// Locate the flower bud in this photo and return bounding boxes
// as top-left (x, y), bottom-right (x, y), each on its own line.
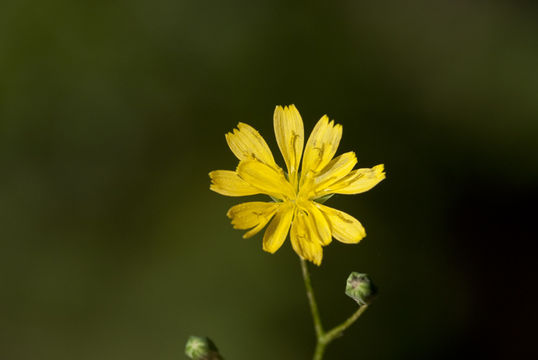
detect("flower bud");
top-left (345, 272), bottom-right (377, 306)
top-left (185, 336), bottom-right (224, 360)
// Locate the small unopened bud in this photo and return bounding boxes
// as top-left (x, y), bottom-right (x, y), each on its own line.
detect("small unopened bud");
top-left (185, 336), bottom-right (224, 360)
top-left (345, 272), bottom-right (377, 306)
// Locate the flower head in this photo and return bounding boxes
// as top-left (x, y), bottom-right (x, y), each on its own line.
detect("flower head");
top-left (209, 105), bottom-right (385, 265)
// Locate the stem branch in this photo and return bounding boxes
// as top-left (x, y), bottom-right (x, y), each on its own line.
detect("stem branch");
top-left (323, 304), bottom-right (369, 343)
top-left (300, 258), bottom-right (370, 360)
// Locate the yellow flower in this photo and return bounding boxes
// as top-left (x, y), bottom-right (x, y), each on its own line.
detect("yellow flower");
top-left (209, 105), bottom-right (385, 265)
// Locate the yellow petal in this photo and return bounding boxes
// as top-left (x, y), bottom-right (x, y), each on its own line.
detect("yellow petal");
top-left (316, 204), bottom-right (366, 244)
top-left (227, 201), bottom-right (279, 238)
top-left (290, 209), bottom-right (323, 265)
top-left (301, 115), bottom-right (342, 175)
top-left (225, 123), bottom-right (277, 167)
top-left (311, 152), bottom-right (357, 195)
top-left (243, 221), bottom-right (271, 239)
top-left (273, 105), bottom-right (304, 186)
top-left (324, 164), bottom-right (386, 195)
top-left (262, 204), bottom-right (294, 253)
top-left (236, 160), bottom-right (295, 200)
top-left (304, 201), bottom-right (332, 246)
top-left (209, 170), bottom-right (261, 196)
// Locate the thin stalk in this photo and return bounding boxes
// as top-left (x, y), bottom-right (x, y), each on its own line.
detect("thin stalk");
top-left (300, 258), bottom-right (324, 339)
top-left (313, 341), bottom-right (326, 360)
top-left (323, 304), bottom-right (369, 343)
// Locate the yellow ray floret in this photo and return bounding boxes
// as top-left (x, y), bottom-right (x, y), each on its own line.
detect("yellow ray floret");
top-left (302, 115), bottom-right (342, 175)
top-left (236, 160), bottom-right (295, 200)
top-left (291, 209), bottom-right (323, 265)
top-left (322, 164), bottom-right (386, 195)
top-left (315, 203), bottom-right (366, 244)
top-left (226, 202), bottom-right (279, 238)
top-left (209, 105), bottom-right (385, 265)
top-left (209, 170), bottom-right (260, 197)
top-left (263, 203), bottom-right (294, 253)
top-left (225, 122), bottom-right (277, 168)
top-left (274, 105), bottom-right (304, 187)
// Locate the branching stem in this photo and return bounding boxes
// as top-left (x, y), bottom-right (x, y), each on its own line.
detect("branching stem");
top-left (300, 258), bottom-right (369, 360)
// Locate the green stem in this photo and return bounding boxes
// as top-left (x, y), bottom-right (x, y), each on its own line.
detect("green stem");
top-left (323, 304), bottom-right (369, 343)
top-left (313, 341), bottom-right (326, 360)
top-left (300, 258), bottom-right (324, 339)
top-left (300, 258), bottom-right (370, 360)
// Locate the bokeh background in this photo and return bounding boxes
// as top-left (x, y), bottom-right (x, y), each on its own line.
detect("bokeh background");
top-left (2, 0), bottom-right (537, 359)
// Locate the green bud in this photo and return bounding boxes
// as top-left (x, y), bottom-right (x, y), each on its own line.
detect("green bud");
top-left (345, 272), bottom-right (377, 306)
top-left (185, 336), bottom-right (224, 360)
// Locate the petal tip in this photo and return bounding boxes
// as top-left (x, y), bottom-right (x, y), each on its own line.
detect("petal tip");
top-left (236, 122), bottom-right (252, 130)
top-left (374, 164), bottom-right (386, 179)
top-left (262, 244), bottom-right (278, 254)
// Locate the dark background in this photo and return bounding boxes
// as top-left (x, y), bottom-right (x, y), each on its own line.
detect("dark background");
top-left (2, 0), bottom-right (537, 359)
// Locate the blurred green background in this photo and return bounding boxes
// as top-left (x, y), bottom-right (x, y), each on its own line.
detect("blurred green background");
top-left (2, 0), bottom-right (537, 359)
